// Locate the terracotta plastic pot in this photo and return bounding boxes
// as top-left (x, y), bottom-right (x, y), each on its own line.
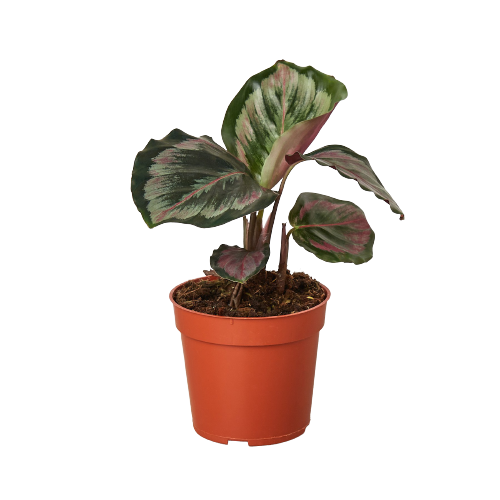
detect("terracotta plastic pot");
top-left (170, 277), bottom-right (330, 446)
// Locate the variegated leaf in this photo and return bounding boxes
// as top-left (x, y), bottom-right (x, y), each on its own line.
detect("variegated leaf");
top-left (286, 145), bottom-right (404, 219)
top-left (222, 60), bottom-right (347, 189)
top-left (289, 193), bottom-right (374, 264)
top-left (131, 129), bottom-right (278, 229)
top-left (210, 244), bottom-right (270, 283)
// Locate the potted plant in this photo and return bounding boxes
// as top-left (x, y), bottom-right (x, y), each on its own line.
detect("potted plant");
top-left (131, 60), bottom-right (404, 446)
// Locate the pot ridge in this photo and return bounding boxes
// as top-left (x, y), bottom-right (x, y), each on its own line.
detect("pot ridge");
top-left (170, 276), bottom-right (331, 346)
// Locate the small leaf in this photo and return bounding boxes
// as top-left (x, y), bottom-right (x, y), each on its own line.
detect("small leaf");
top-left (210, 244), bottom-right (270, 283)
top-left (289, 192), bottom-right (374, 264)
top-left (131, 129), bottom-right (278, 229)
top-left (286, 145), bottom-right (404, 219)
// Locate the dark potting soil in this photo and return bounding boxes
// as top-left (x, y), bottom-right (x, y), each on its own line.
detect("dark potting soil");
top-left (174, 270), bottom-right (327, 317)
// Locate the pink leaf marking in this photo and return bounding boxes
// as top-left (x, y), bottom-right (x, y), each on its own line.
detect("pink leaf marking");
top-left (153, 150), bottom-right (177, 165)
top-left (310, 240), bottom-right (345, 253)
top-left (217, 248), bottom-right (265, 281)
top-left (153, 139), bottom-right (219, 167)
top-left (239, 116), bottom-right (252, 147)
top-left (299, 201), bottom-right (317, 220)
top-left (298, 200), bottom-right (343, 220)
top-left (295, 218), bottom-right (369, 230)
top-left (312, 150), bottom-right (350, 160)
top-left (237, 190), bottom-right (260, 207)
top-left (309, 227), bottom-right (370, 254)
top-left (236, 141), bottom-right (248, 165)
top-left (176, 138), bottom-right (206, 150)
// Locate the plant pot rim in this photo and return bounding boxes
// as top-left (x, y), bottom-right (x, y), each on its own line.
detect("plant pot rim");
top-left (169, 275), bottom-right (331, 321)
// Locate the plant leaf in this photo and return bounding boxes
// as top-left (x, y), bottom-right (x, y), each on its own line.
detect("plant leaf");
top-left (286, 145), bottom-right (404, 220)
top-left (289, 193), bottom-right (374, 264)
top-left (131, 129), bottom-right (278, 229)
top-left (210, 244), bottom-right (270, 283)
top-left (222, 60), bottom-right (347, 188)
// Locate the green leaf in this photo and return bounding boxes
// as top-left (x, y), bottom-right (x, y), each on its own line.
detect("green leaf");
top-left (286, 145), bottom-right (404, 219)
top-left (221, 60), bottom-right (347, 188)
top-left (210, 244), bottom-right (270, 283)
top-left (289, 193), bottom-right (375, 264)
top-left (131, 129), bottom-right (278, 229)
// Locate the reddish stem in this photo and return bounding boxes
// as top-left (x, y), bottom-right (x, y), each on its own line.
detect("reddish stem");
top-left (276, 223), bottom-right (289, 295)
top-left (264, 162), bottom-right (298, 246)
top-left (247, 212), bottom-right (257, 250)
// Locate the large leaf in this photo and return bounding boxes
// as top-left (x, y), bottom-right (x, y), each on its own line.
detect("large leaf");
top-left (210, 244), bottom-right (270, 283)
top-left (222, 60), bottom-right (347, 189)
top-left (289, 193), bottom-right (374, 264)
top-left (286, 145), bottom-right (404, 220)
top-left (131, 129), bottom-right (278, 229)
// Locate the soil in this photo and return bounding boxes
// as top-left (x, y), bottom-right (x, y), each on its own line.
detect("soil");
top-left (174, 270), bottom-right (327, 317)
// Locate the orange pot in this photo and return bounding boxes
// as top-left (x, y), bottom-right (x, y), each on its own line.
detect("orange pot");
top-left (170, 277), bottom-right (330, 446)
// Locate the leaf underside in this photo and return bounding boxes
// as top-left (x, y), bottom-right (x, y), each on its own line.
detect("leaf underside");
top-left (286, 146), bottom-right (404, 219)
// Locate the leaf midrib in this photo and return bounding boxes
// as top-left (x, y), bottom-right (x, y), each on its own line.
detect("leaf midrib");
top-left (161, 172), bottom-right (244, 215)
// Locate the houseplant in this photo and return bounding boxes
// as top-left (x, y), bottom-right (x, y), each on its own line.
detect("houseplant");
top-left (131, 60), bottom-right (404, 445)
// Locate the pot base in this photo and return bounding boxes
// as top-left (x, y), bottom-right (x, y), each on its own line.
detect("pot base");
top-left (194, 424), bottom-right (308, 446)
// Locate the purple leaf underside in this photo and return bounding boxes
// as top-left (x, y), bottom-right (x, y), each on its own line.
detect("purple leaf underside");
top-left (286, 145), bottom-right (404, 220)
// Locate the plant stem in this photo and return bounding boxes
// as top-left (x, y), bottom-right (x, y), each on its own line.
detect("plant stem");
top-left (276, 223), bottom-right (289, 295)
top-left (264, 162), bottom-right (299, 245)
top-left (253, 213), bottom-right (262, 249)
top-left (236, 159), bottom-right (298, 302)
top-left (243, 216), bottom-right (249, 249)
top-left (229, 282), bottom-right (243, 308)
top-left (247, 212), bottom-right (257, 250)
